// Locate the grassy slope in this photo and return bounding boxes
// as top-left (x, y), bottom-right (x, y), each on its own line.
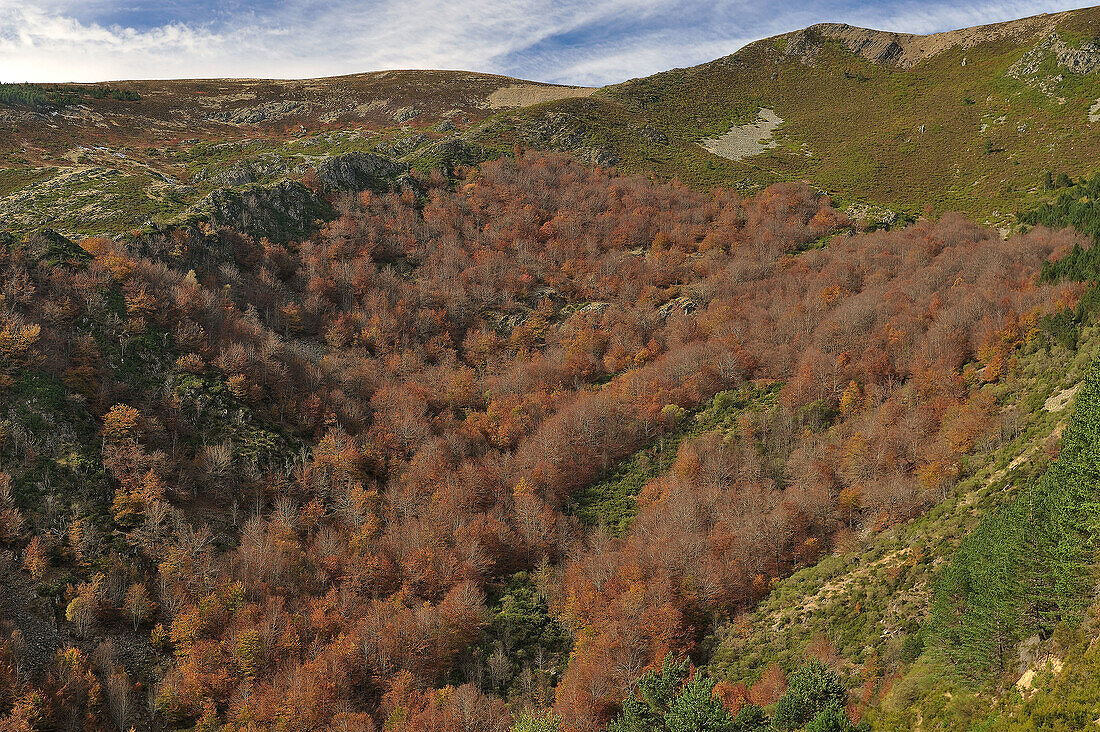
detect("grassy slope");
top-left (472, 7), bottom-right (1100, 227)
top-left (0, 72), bottom-right (583, 236)
top-left (702, 320), bottom-right (1100, 727)
top-left (698, 176), bottom-right (1100, 728)
top-left (4, 9), bottom-right (1100, 236)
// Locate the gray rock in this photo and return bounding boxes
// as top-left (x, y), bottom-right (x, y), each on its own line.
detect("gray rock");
top-left (572, 301), bottom-right (609, 316)
top-left (637, 125), bottom-right (669, 144)
top-left (208, 100), bottom-right (311, 125)
top-left (189, 179), bottom-right (328, 242)
top-left (1009, 34), bottom-right (1100, 83)
top-left (381, 133), bottom-right (429, 158)
top-left (523, 112), bottom-right (620, 168)
top-left (583, 146), bottom-right (620, 168)
top-left (658, 296), bottom-right (697, 319)
top-left (192, 154), bottom-right (304, 188)
top-left (524, 112), bottom-right (588, 150)
top-left (845, 202), bottom-right (899, 228)
top-left (316, 152), bottom-right (409, 193)
top-left (487, 310), bottom-right (527, 336)
top-left (526, 285), bottom-right (564, 308)
top-left (784, 29), bottom-right (824, 64)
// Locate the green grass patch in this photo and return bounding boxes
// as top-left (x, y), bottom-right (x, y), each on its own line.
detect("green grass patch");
top-left (570, 382), bottom-right (781, 535)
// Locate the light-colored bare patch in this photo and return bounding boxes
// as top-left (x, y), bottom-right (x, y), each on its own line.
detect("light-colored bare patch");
top-left (1045, 383), bottom-right (1081, 412)
top-left (194, 92), bottom-right (258, 108)
top-left (356, 99), bottom-right (389, 116)
top-left (487, 84), bottom-right (596, 109)
top-left (700, 108), bottom-right (782, 162)
top-left (1090, 98), bottom-right (1100, 122)
top-left (1017, 658), bottom-right (1063, 695)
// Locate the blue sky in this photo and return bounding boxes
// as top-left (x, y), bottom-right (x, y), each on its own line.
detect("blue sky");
top-left (0, 0), bottom-right (1095, 85)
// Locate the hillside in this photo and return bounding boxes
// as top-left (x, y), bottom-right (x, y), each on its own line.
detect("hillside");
top-left (4, 6), bottom-right (1100, 732)
top-left (5, 7), bottom-right (1100, 238)
top-left (0, 71), bottom-right (594, 235)
top-left (475, 5), bottom-right (1100, 226)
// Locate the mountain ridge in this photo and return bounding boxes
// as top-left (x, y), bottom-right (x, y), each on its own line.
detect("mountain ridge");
top-left (2, 6), bottom-right (1100, 235)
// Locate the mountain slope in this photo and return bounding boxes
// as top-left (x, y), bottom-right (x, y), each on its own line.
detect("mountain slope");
top-left (474, 5), bottom-right (1100, 226)
top-left (5, 8), bottom-right (1100, 731)
top-left (0, 71), bottom-right (594, 235)
top-left (5, 7), bottom-right (1100, 237)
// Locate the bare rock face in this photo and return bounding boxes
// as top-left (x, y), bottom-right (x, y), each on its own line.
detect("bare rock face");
top-left (570, 301), bottom-right (609, 317)
top-left (523, 113), bottom-right (620, 168)
top-left (190, 179), bottom-right (328, 242)
top-left (207, 100), bottom-right (312, 125)
top-left (315, 152), bottom-right (409, 193)
top-left (658, 296), bottom-right (697, 319)
top-left (1010, 34), bottom-right (1100, 79)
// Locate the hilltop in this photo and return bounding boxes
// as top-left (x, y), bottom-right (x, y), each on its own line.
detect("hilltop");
top-left (4, 7), bottom-right (1100, 236)
top-left (482, 5), bottom-right (1100, 226)
top-left (0, 70), bottom-right (594, 235)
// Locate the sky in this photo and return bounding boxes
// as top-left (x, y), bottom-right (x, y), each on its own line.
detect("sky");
top-left (0, 0), bottom-right (1095, 86)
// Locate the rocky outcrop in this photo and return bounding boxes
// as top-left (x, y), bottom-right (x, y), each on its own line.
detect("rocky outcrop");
top-left (523, 112), bottom-right (620, 168)
top-left (315, 152), bottom-right (409, 193)
top-left (181, 151), bottom-right (407, 241)
top-left (570, 301), bottom-right (609, 317)
top-left (378, 133), bottom-right (429, 158)
top-left (637, 125), bottom-right (669, 144)
top-left (189, 179), bottom-right (329, 242)
top-left (191, 154), bottom-right (304, 188)
top-left (658, 296), bottom-right (696, 319)
top-left (207, 100), bottom-right (312, 125)
top-left (845, 203), bottom-right (900, 228)
top-left (1009, 33), bottom-right (1100, 79)
top-left (782, 12), bottom-right (1061, 69)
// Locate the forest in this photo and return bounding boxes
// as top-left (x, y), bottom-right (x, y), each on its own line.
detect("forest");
top-left (0, 151), bottom-right (1090, 730)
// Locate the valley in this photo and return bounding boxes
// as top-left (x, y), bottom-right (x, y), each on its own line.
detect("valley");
top-left (3, 5), bottom-right (1100, 732)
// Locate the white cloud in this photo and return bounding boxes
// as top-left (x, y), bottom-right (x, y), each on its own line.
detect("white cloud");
top-left (0, 0), bottom-right (680, 82)
top-left (0, 0), bottom-right (1094, 85)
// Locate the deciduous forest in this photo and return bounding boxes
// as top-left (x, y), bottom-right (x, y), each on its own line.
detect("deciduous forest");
top-left (0, 151), bottom-right (1090, 730)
